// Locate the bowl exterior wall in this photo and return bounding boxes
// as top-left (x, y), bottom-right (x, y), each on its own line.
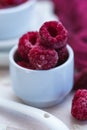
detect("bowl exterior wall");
top-left (9, 45), bottom-right (74, 108)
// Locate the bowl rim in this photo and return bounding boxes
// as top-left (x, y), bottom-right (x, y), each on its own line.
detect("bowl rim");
top-left (9, 44), bottom-right (74, 72)
top-left (0, 0), bottom-right (36, 14)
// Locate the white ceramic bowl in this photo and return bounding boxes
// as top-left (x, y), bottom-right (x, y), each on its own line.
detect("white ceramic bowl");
top-left (9, 45), bottom-right (74, 108)
top-left (0, 0), bottom-right (36, 40)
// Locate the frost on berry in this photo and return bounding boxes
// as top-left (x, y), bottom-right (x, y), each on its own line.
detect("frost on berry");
top-left (18, 31), bottom-right (40, 61)
top-left (71, 89), bottom-right (87, 120)
top-left (28, 46), bottom-right (58, 70)
top-left (39, 21), bottom-right (68, 49)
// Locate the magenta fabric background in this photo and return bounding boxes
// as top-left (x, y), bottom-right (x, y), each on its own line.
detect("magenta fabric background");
top-left (52, 0), bottom-right (87, 71)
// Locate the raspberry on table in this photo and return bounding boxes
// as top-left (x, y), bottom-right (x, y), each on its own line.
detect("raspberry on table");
top-left (39, 21), bottom-right (68, 49)
top-left (28, 46), bottom-right (58, 70)
top-left (71, 89), bottom-right (87, 120)
top-left (57, 46), bottom-right (68, 65)
top-left (18, 31), bottom-right (40, 61)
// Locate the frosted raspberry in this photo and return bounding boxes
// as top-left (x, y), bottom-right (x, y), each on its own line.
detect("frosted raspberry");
top-left (74, 69), bottom-right (87, 90)
top-left (2, 0), bottom-right (27, 5)
top-left (17, 61), bottom-right (30, 69)
top-left (14, 50), bottom-right (35, 70)
top-left (8, 0), bottom-right (27, 5)
top-left (57, 46), bottom-right (68, 65)
top-left (18, 31), bottom-right (40, 61)
top-left (17, 61), bottom-right (35, 70)
top-left (71, 89), bottom-right (87, 120)
top-left (28, 46), bottom-right (58, 70)
top-left (39, 21), bottom-right (68, 49)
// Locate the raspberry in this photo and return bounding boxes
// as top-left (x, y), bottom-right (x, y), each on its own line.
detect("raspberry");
top-left (18, 31), bottom-right (39, 61)
top-left (17, 61), bottom-right (30, 69)
top-left (14, 50), bottom-right (23, 62)
top-left (28, 46), bottom-right (58, 70)
top-left (39, 21), bottom-right (68, 49)
top-left (1, 0), bottom-right (27, 6)
top-left (57, 46), bottom-right (68, 65)
top-left (8, 0), bottom-right (27, 5)
top-left (0, 4), bottom-right (4, 8)
top-left (71, 89), bottom-right (87, 120)
top-left (17, 61), bottom-right (35, 70)
top-left (74, 69), bottom-right (87, 90)
top-left (0, 0), bottom-right (10, 8)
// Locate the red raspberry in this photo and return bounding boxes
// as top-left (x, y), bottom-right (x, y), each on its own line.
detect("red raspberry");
top-left (14, 50), bottom-right (23, 62)
top-left (1, 0), bottom-right (27, 6)
top-left (74, 69), bottom-right (87, 90)
top-left (0, 4), bottom-right (5, 8)
top-left (14, 50), bottom-right (35, 70)
top-left (18, 31), bottom-right (40, 61)
top-left (39, 21), bottom-right (68, 49)
top-left (0, 0), bottom-right (10, 8)
top-left (71, 89), bottom-right (87, 120)
top-left (57, 46), bottom-right (68, 65)
top-left (8, 0), bottom-right (27, 5)
top-left (17, 61), bottom-right (30, 69)
top-left (17, 61), bottom-right (35, 70)
top-left (28, 46), bottom-right (58, 70)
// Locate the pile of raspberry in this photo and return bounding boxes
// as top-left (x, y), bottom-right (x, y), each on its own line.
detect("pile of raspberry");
top-left (15, 21), bottom-right (68, 70)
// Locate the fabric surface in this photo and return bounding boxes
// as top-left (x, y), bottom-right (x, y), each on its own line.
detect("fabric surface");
top-left (52, 0), bottom-right (87, 71)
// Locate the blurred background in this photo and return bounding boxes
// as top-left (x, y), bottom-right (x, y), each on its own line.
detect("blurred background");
top-left (0, 0), bottom-right (87, 79)
top-left (0, 0), bottom-right (58, 66)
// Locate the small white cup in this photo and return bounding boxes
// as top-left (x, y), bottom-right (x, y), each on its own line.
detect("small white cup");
top-left (9, 45), bottom-right (74, 108)
top-left (0, 0), bottom-right (36, 40)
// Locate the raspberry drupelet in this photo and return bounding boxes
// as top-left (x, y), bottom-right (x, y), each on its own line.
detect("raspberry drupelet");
top-left (71, 89), bottom-right (87, 120)
top-left (18, 31), bottom-right (40, 61)
top-left (17, 61), bottom-right (30, 69)
top-left (17, 61), bottom-right (35, 70)
top-left (39, 21), bottom-right (68, 49)
top-left (28, 46), bottom-right (58, 70)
